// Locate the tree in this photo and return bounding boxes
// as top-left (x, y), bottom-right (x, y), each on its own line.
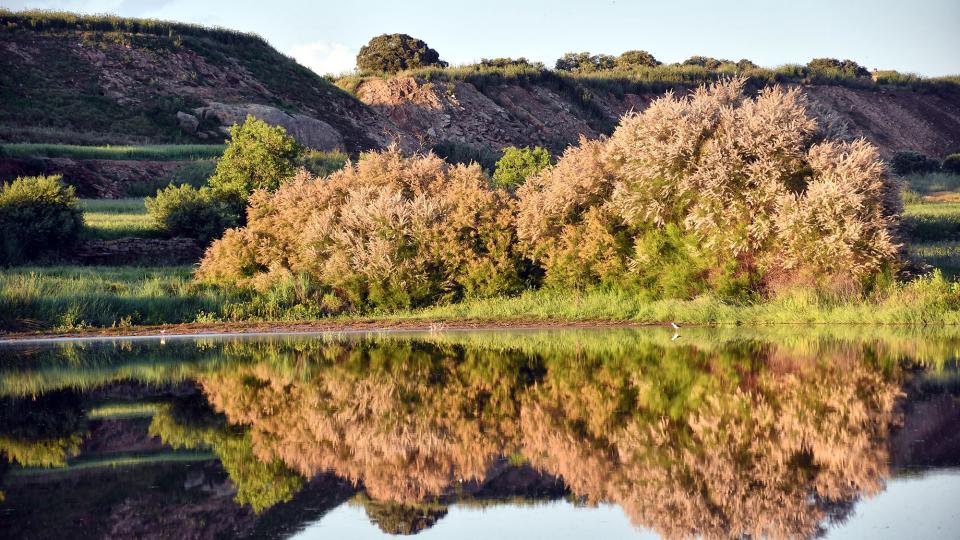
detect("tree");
top-left (356, 33), bottom-right (447, 74)
top-left (479, 57), bottom-right (544, 70)
top-left (492, 146), bottom-right (551, 188)
top-left (682, 56), bottom-right (730, 70)
top-left (208, 116), bottom-right (305, 202)
top-left (806, 58), bottom-right (870, 78)
top-left (615, 50), bottom-right (661, 69)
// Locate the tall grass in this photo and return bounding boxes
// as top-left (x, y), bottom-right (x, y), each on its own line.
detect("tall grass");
top-left (0, 143), bottom-right (225, 161)
top-left (903, 202), bottom-right (960, 242)
top-left (79, 198), bottom-right (162, 240)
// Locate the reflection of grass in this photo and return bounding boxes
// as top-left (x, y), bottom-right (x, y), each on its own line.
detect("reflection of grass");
top-left (79, 198), bottom-right (161, 240)
top-left (87, 401), bottom-right (162, 419)
top-left (7, 450), bottom-right (215, 477)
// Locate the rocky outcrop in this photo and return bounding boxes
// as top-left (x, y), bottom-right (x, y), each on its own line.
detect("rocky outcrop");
top-left (189, 102), bottom-right (347, 151)
top-left (75, 238), bottom-right (203, 265)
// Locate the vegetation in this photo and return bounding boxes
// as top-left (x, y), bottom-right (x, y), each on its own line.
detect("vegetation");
top-left (943, 153), bottom-right (960, 175)
top-left (0, 175), bottom-right (83, 265)
top-left (491, 146), bottom-right (551, 188)
top-left (145, 184), bottom-right (239, 242)
top-left (891, 150), bottom-right (942, 175)
top-left (0, 143), bottom-right (224, 161)
top-left (199, 149), bottom-right (525, 310)
top-left (516, 79), bottom-right (899, 295)
top-left (207, 117), bottom-right (304, 201)
top-left (356, 33), bottom-right (447, 74)
top-left (806, 57), bottom-right (871, 79)
top-left (429, 140), bottom-right (501, 172)
top-left (79, 198), bottom-right (161, 240)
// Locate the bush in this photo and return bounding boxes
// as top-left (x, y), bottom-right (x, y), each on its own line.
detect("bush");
top-left (208, 116), bottom-right (305, 201)
top-left (806, 58), bottom-right (871, 79)
top-left (145, 184), bottom-right (239, 243)
top-left (356, 34), bottom-right (447, 74)
top-left (516, 78), bottom-right (901, 296)
top-left (555, 52), bottom-right (616, 73)
top-left (616, 50), bottom-right (661, 69)
top-left (492, 146), bottom-right (551, 188)
top-left (941, 153), bottom-right (960, 174)
top-left (199, 149), bottom-right (525, 310)
top-left (430, 140), bottom-right (501, 172)
top-left (682, 56), bottom-right (729, 70)
top-left (890, 151), bottom-right (941, 175)
top-left (0, 175), bottom-right (83, 265)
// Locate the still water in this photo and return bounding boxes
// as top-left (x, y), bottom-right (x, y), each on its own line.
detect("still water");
top-left (0, 327), bottom-right (958, 539)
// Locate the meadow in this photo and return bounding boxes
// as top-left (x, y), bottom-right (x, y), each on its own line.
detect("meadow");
top-left (0, 143), bottom-right (225, 161)
top-left (78, 198), bottom-right (159, 240)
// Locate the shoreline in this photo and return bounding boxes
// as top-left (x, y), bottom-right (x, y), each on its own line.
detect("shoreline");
top-left (0, 318), bottom-right (665, 342)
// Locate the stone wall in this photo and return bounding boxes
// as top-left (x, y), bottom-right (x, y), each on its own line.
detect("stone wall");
top-left (75, 237), bottom-right (203, 266)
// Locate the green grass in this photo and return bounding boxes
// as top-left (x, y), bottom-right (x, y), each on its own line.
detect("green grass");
top-left (86, 401), bottom-right (162, 419)
top-left (7, 450), bottom-right (215, 477)
top-left (903, 172), bottom-right (960, 196)
top-left (79, 198), bottom-right (161, 240)
top-left (911, 242), bottom-right (960, 280)
top-left (903, 202), bottom-right (960, 242)
top-left (0, 143), bottom-right (225, 161)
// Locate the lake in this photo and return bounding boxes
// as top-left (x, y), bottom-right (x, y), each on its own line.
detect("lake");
top-left (0, 327), bottom-right (958, 539)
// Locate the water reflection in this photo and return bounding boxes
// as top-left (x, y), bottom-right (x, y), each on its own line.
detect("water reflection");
top-left (0, 328), bottom-right (958, 539)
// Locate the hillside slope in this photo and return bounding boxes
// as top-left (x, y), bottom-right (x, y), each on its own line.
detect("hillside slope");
top-left (0, 11), bottom-right (398, 151)
top-left (1, 11), bottom-right (959, 160)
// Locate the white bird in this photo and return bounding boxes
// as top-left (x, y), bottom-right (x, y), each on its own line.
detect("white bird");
top-left (159, 329), bottom-right (167, 334)
top-left (670, 322), bottom-right (680, 330)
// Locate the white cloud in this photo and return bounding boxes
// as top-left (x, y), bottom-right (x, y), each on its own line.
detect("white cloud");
top-left (288, 41), bottom-right (356, 76)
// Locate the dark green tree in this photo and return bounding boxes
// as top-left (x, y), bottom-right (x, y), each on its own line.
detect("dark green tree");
top-left (616, 50), bottom-right (661, 69)
top-left (356, 33), bottom-right (447, 74)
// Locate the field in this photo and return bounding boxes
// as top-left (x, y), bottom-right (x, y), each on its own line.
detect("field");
top-left (79, 198), bottom-right (160, 240)
top-left (0, 143), bottom-right (225, 161)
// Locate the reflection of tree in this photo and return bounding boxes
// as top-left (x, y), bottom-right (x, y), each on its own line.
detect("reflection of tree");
top-left (359, 497), bottom-right (449, 535)
top-left (147, 395), bottom-right (304, 512)
top-left (0, 391), bottom-right (87, 468)
top-left (195, 334), bottom-right (904, 538)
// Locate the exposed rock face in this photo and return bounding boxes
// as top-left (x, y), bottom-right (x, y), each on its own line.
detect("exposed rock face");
top-left (0, 157), bottom-right (187, 198)
top-left (75, 238), bottom-right (203, 265)
top-left (176, 111), bottom-right (200, 134)
top-left (194, 102), bottom-right (346, 151)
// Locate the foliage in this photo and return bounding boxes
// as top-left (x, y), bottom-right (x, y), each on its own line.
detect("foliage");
top-left (429, 140), bottom-right (501, 172)
top-left (941, 153), bottom-right (960, 175)
top-left (615, 50), bottom-right (661, 69)
top-left (890, 151), bottom-right (941, 175)
top-left (682, 56), bottom-right (728, 70)
top-left (0, 175), bottom-right (83, 265)
top-left (480, 57), bottom-right (544, 70)
top-left (517, 78), bottom-right (901, 296)
top-left (207, 116), bottom-right (304, 201)
top-left (302, 150), bottom-right (348, 177)
top-left (198, 148), bottom-right (525, 310)
top-left (806, 57), bottom-right (871, 79)
top-left (555, 51), bottom-right (616, 73)
top-left (491, 146), bottom-right (551, 188)
top-left (356, 33), bottom-right (447, 74)
top-left (145, 184), bottom-right (239, 242)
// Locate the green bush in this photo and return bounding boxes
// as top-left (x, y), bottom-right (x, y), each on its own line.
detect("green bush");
top-left (430, 140), bottom-right (501, 172)
top-left (615, 50), bottom-right (661, 69)
top-left (555, 52), bottom-right (616, 73)
top-left (145, 184), bottom-right (239, 243)
top-left (942, 153), bottom-right (960, 174)
top-left (356, 34), bottom-right (447, 74)
top-left (492, 146), bottom-right (551, 188)
top-left (208, 116), bottom-right (305, 201)
top-left (890, 151), bottom-right (941, 175)
top-left (0, 175), bottom-right (83, 265)
top-left (806, 58), bottom-right (871, 80)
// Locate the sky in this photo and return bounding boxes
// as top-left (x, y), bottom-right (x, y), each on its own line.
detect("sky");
top-left (2, 0), bottom-right (959, 77)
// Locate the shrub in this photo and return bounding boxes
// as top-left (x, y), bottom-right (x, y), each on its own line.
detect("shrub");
top-left (199, 149), bottom-right (524, 310)
top-left (208, 116), bottom-right (305, 202)
top-left (356, 34), bottom-right (447, 74)
top-left (430, 140), bottom-right (501, 172)
top-left (480, 57), bottom-right (544, 70)
top-left (555, 52), bottom-right (615, 73)
top-left (492, 146), bottom-right (551, 188)
top-left (806, 58), bottom-right (871, 79)
top-left (516, 78), bottom-right (901, 296)
top-left (890, 151), bottom-right (941, 175)
top-left (941, 153), bottom-right (960, 174)
top-left (0, 175), bottom-right (83, 265)
top-left (145, 184), bottom-right (239, 243)
top-left (615, 50), bottom-right (661, 69)
top-left (682, 56), bottom-right (729, 70)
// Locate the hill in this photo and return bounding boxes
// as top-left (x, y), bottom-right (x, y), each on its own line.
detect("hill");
top-left (1, 10), bottom-right (959, 160)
